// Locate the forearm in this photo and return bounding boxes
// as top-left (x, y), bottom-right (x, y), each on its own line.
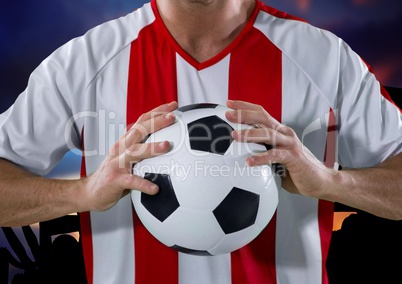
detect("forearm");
top-left (323, 153), bottom-right (402, 220)
top-left (0, 158), bottom-right (86, 227)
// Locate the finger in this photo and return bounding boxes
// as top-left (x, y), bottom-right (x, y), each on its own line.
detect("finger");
top-left (226, 108), bottom-right (281, 131)
top-left (246, 148), bottom-right (290, 167)
top-left (123, 112), bottom-right (176, 149)
top-left (226, 100), bottom-right (281, 129)
top-left (232, 127), bottom-right (292, 148)
top-left (226, 100), bottom-right (263, 111)
top-left (275, 123), bottom-right (297, 137)
top-left (118, 173), bottom-right (160, 195)
top-left (136, 101), bottom-right (178, 124)
top-left (121, 140), bottom-right (171, 168)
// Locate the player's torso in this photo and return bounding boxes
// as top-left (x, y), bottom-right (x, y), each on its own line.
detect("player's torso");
top-left (80, 2), bottom-right (334, 283)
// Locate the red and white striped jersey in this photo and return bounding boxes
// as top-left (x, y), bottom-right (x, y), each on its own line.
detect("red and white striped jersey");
top-left (1, 1), bottom-right (401, 283)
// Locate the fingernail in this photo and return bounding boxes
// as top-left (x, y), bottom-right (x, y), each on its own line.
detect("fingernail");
top-left (165, 112), bottom-right (175, 119)
top-left (228, 110), bottom-right (236, 116)
top-left (150, 184), bottom-right (159, 193)
top-left (158, 141), bottom-right (167, 148)
top-left (247, 157), bottom-right (255, 166)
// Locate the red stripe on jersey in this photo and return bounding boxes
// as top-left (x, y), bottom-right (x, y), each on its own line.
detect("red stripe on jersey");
top-left (320, 109), bottom-right (336, 284)
top-left (127, 21), bottom-right (179, 284)
top-left (80, 212), bottom-right (93, 284)
top-left (323, 109), bottom-right (336, 168)
top-left (318, 200), bottom-right (333, 284)
top-left (229, 26), bottom-right (283, 284)
top-left (79, 130), bottom-right (94, 284)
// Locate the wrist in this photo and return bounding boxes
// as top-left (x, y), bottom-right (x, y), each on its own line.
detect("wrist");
top-left (57, 177), bottom-right (90, 214)
top-left (72, 177), bottom-right (92, 213)
top-left (319, 166), bottom-right (351, 203)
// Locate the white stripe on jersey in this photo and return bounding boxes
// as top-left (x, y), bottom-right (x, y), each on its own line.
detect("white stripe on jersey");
top-left (176, 53), bottom-right (230, 107)
top-left (179, 253), bottom-right (232, 284)
top-left (82, 3), bottom-right (156, 284)
top-left (85, 46), bottom-right (134, 284)
top-left (176, 52), bottom-right (232, 284)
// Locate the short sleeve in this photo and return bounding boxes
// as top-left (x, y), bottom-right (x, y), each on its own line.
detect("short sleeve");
top-left (0, 39), bottom-right (87, 176)
top-left (0, 10), bottom-right (147, 176)
top-left (336, 41), bottom-right (402, 168)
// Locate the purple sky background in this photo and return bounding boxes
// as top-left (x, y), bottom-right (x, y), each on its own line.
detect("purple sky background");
top-left (1, 1), bottom-right (401, 280)
top-left (0, 0), bottom-right (401, 115)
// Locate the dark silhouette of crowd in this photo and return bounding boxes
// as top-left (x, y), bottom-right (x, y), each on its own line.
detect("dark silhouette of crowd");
top-left (1, 216), bottom-right (86, 284)
top-left (2, 208), bottom-right (402, 284)
top-left (327, 209), bottom-right (402, 283)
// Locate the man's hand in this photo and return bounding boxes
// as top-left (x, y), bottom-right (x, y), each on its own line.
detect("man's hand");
top-left (81, 101), bottom-right (177, 212)
top-left (225, 100), bottom-right (334, 199)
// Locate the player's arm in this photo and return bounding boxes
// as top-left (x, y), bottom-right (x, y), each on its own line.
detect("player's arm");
top-left (226, 100), bottom-right (402, 221)
top-left (322, 153), bottom-right (402, 220)
top-left (0, 102), bottom-right (177, 227)
top-left (0, 158), bottom-right (86, 227)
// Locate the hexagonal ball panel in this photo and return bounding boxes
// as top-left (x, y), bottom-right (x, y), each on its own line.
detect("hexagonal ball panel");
top-left (187, 115), bottom-right (234, 155)
top-left (141, 173), bottom-right (180, 222)
top-left (213, 187), bottom-right (260, 234)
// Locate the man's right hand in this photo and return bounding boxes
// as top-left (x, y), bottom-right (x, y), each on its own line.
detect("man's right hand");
top-left (80, 101), bottom-right (178, 212)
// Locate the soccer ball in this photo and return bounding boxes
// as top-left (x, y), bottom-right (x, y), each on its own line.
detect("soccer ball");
top-left (131, 103), bottom-right (281, 256)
